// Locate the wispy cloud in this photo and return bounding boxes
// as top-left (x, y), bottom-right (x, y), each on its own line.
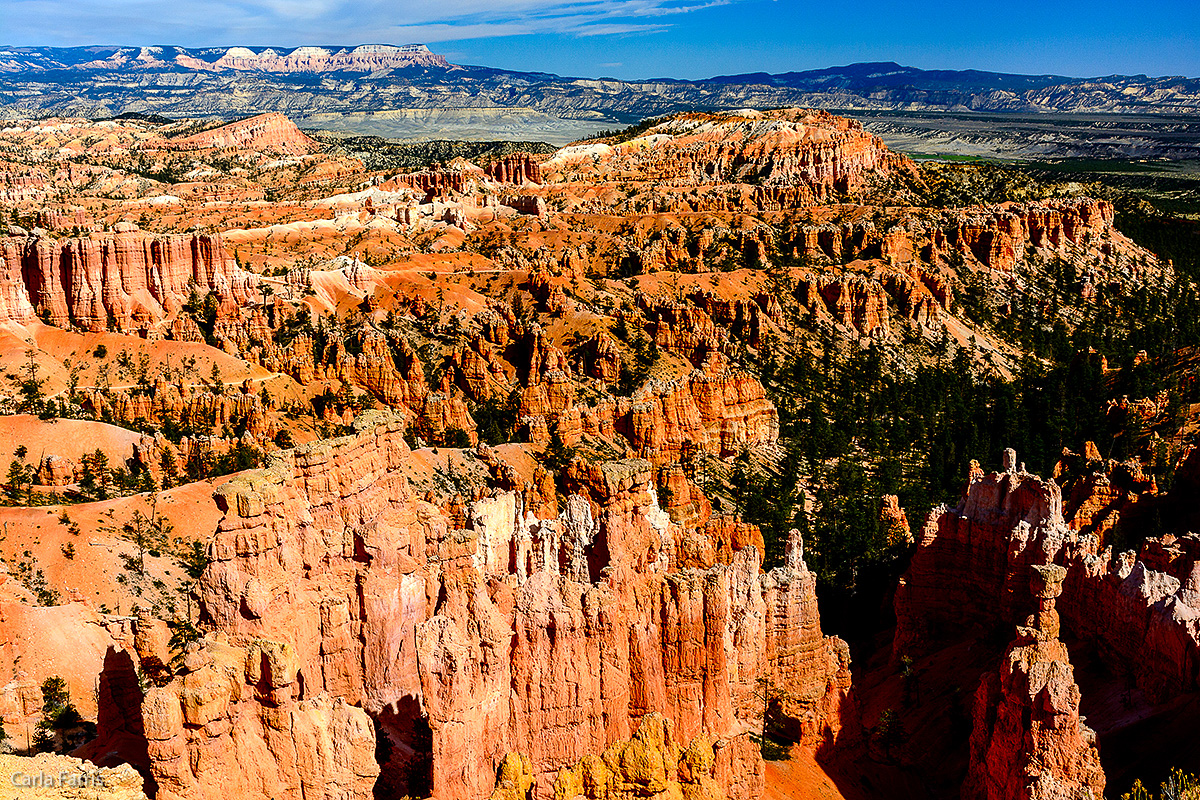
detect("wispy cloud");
top-left (3, 0), bottom-right (735, 46)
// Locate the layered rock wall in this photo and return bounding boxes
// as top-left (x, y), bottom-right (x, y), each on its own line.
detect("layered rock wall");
top-left (542, 110), bottom-right (916, 201)
top-left (780, 198), bottom-right (1129, 274)
top-left (486, 153), bottom-right (543, 185)
top-left (0, 228), bottom-right (257, 332)
top-left (103, 411), bottom-right (849, 800)
top-left (137, 637), bottom-right (379, 800)
top-left (202, 44), bottom-right (451, 73)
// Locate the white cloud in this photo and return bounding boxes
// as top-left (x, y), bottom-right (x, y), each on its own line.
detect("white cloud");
top-left (2, 0), bottom-right (734, 46)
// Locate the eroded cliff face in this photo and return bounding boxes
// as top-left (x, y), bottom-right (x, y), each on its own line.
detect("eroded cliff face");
top-left (137, 638), bottom-right (379, 800)
top-left (167, 113), bottom-right (318, 155)
top-left (963, 565), bottom-right (1105, 800)
top-left (894, 449), bottom-right (1200, 705)
top-left (542, 713), bottom-right (725, 800)
top-left (540, 110), bottom-right (916, 201)
top-left (99, 411), bottom-right (849, 800)
top-left (0, 225), bottom-right (257, 332)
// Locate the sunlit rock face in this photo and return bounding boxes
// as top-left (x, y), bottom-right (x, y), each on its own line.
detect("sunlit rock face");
top-left (84, 412), bottom-right (849, 800)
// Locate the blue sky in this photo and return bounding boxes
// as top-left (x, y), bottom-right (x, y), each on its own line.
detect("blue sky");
top-left (4, 0), bottom-right (1198, 80)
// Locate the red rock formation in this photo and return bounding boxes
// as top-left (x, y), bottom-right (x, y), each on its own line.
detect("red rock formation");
top-left (417, 390), bottom-right (477, 444)
top-left (168, 113), bottom-right (317, 155)
top-left (894, 451), bottom-right (1200, 703)
top-left (938, 199), bottom-right (1121, 272)
top-left (816, 273), bottom-right (891, 336)
top-left (542, 109), bottom-right (917, 201)
top-left (0, 167), bottom-right (49, 202)
top-left (329, 328), bottom-right (431, 410)
top-left (641, 290), bottom-right (785, 359)
top-left (618, 354), bottom-right (779, 464)
top-left (659, 464), bottom-right (713, 532)
top-left (0, 243), bottom-right (36, 323)
top-left (582, 331), bottom-right (622, 383)
top-left (90, 411), bottom-right (849, 800)
top-left (765, 529), bottom-right (855, 751)
top-left (486, 153), bottom-right (543, 185)
top-left (0, 228), bottom-right (257, 331)
top-left (1057, 454), bottom-right (1157, 545)
top-left (501, 194), bottom-right (548, 217)
top-left (963, 565), bottom-right (1105, 800)
top-left (383, 160), bottom-right (486, 200)
top-left (879, 265), bottom-right (952, 327)
top-left (893, 453), bottom-right (1070, 662)
top-left (35, 207), bottom-right (97, 231)
top-left (137, 635), bottom-right (379, 800)
top-left (81, 381), bottom-right (276, 443)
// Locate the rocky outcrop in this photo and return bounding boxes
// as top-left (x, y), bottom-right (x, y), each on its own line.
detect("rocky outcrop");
top-left (763, 529), bottom-right (855, 750)
top-left (486, 153), bottom-right (543, 185)
top-left (810, 273), bottom-right (891, 337)
top-left (935, 198), bottom-right (1123, 272)
top-left (0, 227), bottom-right (257, 332)
top-left (502, 194), bottom-right (548, 217)
top-left (642, 291), bottom-right (784, 359)
top-left (963, 565), bottom-right (1105, 800)
top-left (35, 208), bottom-right (97, 232)
top-left (620, 355), bottom-right (779, 463)
top-left (135, 634), bottom-right (378, 800)
top-left (1057, 451), bottom-right (1157, 545)
top-left (167, 113), bottom-right (317, 155)
top-left (480, 312), bottom-right (778, 461)
top-left (778, 198), bottom-right (1133, 276)
top-left (0, 599), bottom-right (133, 749)
top-left (0, 242), bottom-right (36, 323)
top-left (542, 109), bottom-right (917, 201)
top-left (383, 160), bottom-right (485, 200)
top-left (90, 411), bottom-right (848, 800)
top-left (894, 450), bottom-right (1200, 704)
top-left (81, 380), bottom-right (276, 443)
top-left (546, 713), bottom-right (724, 800)
top-left (0, 752), bottom-right (147, 799)
top-left (1, 168), bottom-right (49, 202)
top-left (880, 495), bottom-right (912, 546)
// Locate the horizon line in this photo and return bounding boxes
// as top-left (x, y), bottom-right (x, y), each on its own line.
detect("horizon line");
top-left (2, 43), bottom-right (1197, 82)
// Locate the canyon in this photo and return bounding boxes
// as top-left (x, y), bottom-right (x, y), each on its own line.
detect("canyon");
top-left (0, 104), bottom-right (1197, 800)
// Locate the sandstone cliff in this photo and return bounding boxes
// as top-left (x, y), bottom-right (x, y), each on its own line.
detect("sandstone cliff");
top-left (541, 109), bottom-right (917, 201)
top-left (894, 449), bottom-right (1200, 704)
top-left (962, 565), bottom-right (1105, 800)
top-left (91, 411), bottom-right (849, 800)
top-left (199, 44), bottom-right (450, 73)
top-left (0, 226), bottom-right (257, 332)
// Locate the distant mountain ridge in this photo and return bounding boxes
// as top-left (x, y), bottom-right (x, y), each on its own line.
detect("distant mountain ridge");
top-left (0, 44), bottom-right (450, 73)
top-left (709, 62), bottom-right (1076, 91)
top-left (1, 45), bottom-right (1198, 125)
